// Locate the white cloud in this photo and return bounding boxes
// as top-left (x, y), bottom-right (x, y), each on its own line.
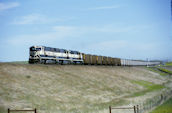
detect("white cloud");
top-left (0, 2), bottom-right (20, 11)
top-left (12, 14), bottom-right (64, 25)
top-left (86, 40), bottom-right (128, 51)
top-left (81, 39), bottom-right (172, 60)
top-left (53, 26), bottom-right (77, 33)
top-left (90, 25), bottom-right (137, 33)
top-left (7, 26), bottom-right (80, 46)
top-left (7, 24), bottom-right (150, 46)
top-left (88, 5), bottom-right (120, 10)
top-left (81, 40), bottom-right (128, 56)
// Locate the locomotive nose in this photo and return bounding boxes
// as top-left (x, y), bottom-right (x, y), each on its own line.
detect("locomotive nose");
top-left (30, 51), bottom-right (36, 57)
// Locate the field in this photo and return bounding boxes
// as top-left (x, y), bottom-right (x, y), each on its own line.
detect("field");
top-left (165, 62), bottom-right (172, 66)
top-left (0, 63), bottom-right (172, 113)
top-left (147, 66), bottom-right (172, 76)
top-left (150, 97), bottom-right (172, 113)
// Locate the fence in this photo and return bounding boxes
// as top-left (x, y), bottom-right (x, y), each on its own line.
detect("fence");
top-left (6, 90), bottom-right (172, 113)
top-left (109, 105), bottom-right (139, 113)
top-left (8, 108), bottom-right (37, 113)
top-left (109, 89), bottom-right (172, 113)
top-left (138, 89), bottom-right (172, 113)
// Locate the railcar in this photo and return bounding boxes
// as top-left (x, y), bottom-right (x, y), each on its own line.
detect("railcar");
top-left (120, 59), bottom-right (160, 66)
top-left (82, 54), bottom-right (92, 65)
top-left (115, 58), bottom-right (121, 66)
top-left (111, 58), bottom-right (115, 65)
top-left (97, 56), bottom-right (103, 65)
top-left (92, 55), bottom-right (97, 65)
top-left (108, 57), bottom-right (113, 65)
top-left (102, 56), bottom-right (107, 65)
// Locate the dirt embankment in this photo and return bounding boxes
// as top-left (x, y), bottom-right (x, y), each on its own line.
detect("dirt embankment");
top-left (0, 63), bottom-right (171, 113)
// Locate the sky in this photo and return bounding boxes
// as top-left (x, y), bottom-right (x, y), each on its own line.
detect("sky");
top-left (0, 0), bottom-right (171, 62)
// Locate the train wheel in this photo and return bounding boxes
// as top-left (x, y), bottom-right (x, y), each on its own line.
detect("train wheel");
top-left (44, 60), bottom-right (46, 64)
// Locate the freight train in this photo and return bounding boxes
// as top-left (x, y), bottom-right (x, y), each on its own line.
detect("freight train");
top-left (29, 46), bottom-right (161, 66)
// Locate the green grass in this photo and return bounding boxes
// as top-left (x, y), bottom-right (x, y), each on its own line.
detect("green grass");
top-left (130, 80), bottom-right (165, 97)
top-left (0, 106), bottom-right (6, 113)
top-left (147, 66), bottom-right (172, 76)
top-left (146, 67), bottom-right (169, 76)
top-left (157, 68), bottom-right (172, 75)
top-left (150, 97), bottom-right (172, 113)
top-left (165, 62), bottom-right (172, 66)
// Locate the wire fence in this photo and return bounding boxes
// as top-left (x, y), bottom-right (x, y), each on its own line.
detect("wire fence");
top-left (8, 108), bottom-right (37, 113)
top-left (109, 89), bottom-right (172, 113)
top-left (139, 90), bottom-right (172, 113)
top-left (6, 90), bottom-right (172, 113)
top-left (109, 105), bottom-right (139, 113)
top-left (138, 89), bottom-right (172, 113)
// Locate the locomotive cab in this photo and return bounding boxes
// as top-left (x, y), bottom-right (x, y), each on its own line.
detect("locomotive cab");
top-left (29, 46), bottom-right (43, 63)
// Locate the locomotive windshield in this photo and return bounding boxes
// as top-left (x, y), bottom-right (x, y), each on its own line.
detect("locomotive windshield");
top-left (30, 47), bottom-right (41, 51)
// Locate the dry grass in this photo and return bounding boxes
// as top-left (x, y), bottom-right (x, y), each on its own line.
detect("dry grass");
top-left (0, 63), bottom-right (171, 113)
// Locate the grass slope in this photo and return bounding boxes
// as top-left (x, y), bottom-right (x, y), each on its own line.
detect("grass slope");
top-left (10, 61), bottom-right (28, 64)
top-left (150, 97), bottom-right (172, 113)
top-left (0, 63), bottom-right (169, 113)
top-left (130, 80), bottom-right (165, 97)
top-left (165, 62), bottom-right (172, 66)
top-left (157, 68), bottom-right (172, 75)
top-left (146, 67), bottom-right (168, 76)
top-left (146, 66), bottom-right (172, 76)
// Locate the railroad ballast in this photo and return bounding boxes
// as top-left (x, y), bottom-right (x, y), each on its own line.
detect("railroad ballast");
top-left (29, 45), bottom-right (161, 66)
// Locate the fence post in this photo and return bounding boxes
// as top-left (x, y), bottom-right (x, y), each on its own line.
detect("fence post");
top-left (134, 106), bottom-right (136, 113)
top-left (136, 105), bottom-right (139, 113)
top-left (8, 108), bottom-right (10, 113)
top-left (35, 108), bottom-right (37, 113)
top-left (109, 106), bottom-right (111, 113)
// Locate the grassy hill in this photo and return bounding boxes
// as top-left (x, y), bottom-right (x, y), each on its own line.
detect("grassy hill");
top-left (0, 63), bottom-right (171, 113)
top-left (150, 97), bottom-right (172, 113)
top-left (165, 62), bottom-right (172, 66)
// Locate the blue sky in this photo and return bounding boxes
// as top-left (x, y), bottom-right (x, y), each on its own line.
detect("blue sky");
top-left (0, 0), bottom-right (171, 62)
